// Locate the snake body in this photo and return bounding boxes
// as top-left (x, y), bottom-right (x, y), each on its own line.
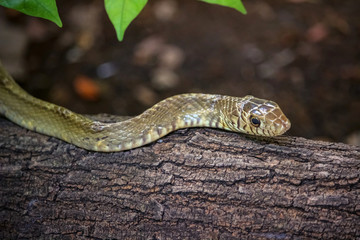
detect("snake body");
top-left (0, 63), bottom-right (290, 152)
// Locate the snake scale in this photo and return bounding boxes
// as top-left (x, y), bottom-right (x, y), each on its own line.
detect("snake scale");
top-left (0, 62), bottom-right (290, 152)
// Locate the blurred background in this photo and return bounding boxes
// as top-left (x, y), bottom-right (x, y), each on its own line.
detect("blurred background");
top-left (0, 0), bottom-right (359, 145)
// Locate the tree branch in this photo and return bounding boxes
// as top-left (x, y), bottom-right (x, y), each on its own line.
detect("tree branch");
top-left (0, 116), bottom-right (359, 239)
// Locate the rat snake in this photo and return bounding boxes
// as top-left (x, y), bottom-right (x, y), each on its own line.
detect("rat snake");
top-left (0, 62), bottom-right (290, 152)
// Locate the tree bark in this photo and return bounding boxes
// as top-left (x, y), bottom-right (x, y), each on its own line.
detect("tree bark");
top-left (0, 116), bottom-right (359, 239)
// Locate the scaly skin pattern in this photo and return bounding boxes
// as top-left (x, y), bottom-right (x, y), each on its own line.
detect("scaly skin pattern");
top-left (0, 63), bottom-right (291, 152)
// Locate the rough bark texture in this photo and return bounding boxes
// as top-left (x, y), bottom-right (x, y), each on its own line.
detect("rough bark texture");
top-left (0, 116), bottom-right (359, 239)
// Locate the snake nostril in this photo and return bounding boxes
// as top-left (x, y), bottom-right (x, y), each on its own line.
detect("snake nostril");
top-left (280, 119), bottom-right (291, 134)
top-left (272, 118), bottom-right (291, 135)
top-left (284, 120), bottom-right (291, 131)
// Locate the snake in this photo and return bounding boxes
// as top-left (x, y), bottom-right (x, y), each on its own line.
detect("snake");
top-left (0, 62), bottom-right (291, 152)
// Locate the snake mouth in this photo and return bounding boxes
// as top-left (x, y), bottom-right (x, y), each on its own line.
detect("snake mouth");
top-left (271, 115), bottom-right (291, 136)
top-left (278, 117), bottom-right (291, 135)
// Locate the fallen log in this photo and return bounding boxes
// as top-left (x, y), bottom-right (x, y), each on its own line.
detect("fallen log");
top-left (0, 116), bottom-right (359, 239)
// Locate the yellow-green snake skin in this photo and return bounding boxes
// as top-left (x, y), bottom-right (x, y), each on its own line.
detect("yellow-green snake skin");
top-left (0, 63), bottom-right (291, 152)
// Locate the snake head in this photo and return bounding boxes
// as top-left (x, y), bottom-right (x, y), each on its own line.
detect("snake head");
top-left (223, 95), bottom-right (291, 137)
top-left (240, 95), bottom-right (291, 136)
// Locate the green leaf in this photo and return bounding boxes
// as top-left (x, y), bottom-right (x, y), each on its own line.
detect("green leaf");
top-left (105, 0), bottom-right (148, 41)
top-left (0, 0), bottom-right (62, 27)
top-left (199, 0), bottom-right (247, 14)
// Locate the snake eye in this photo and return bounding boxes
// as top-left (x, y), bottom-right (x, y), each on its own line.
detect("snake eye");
top-left (250, 116), bottom-right (260, 127)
